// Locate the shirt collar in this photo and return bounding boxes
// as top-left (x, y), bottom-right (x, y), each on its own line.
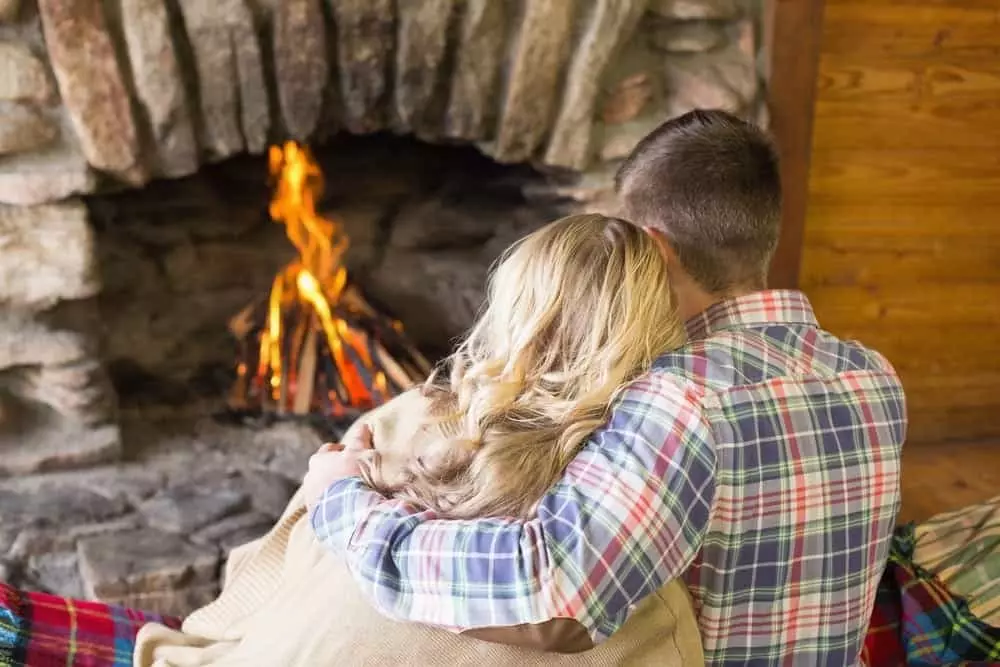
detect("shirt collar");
top-left (684, 290), bottom-right (819, 341)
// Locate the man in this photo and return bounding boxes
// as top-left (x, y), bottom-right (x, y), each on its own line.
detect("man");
top-left (309, 110), bottom-right (907, 666)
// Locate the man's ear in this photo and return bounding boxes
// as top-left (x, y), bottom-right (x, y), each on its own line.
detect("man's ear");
top-left (642, 226), bottom-right (677, 264)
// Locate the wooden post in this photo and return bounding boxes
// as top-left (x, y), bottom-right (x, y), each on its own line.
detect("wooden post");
top-left (764, 0), bottom-right (826, 289)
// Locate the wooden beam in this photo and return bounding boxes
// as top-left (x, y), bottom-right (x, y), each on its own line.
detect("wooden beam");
top-left (764, 0), bottom-right (826, 289)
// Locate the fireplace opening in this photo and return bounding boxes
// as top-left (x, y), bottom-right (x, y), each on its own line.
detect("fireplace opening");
top-left (227, 140), bottom-right (433, 425)
top-left (87, 133), bottom-right (566, 434)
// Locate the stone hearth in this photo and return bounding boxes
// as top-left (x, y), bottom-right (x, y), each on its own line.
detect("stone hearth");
top-left (1, 0), bottom-right (769, 617)
top-left (0, 414), bottom-right (323, 614)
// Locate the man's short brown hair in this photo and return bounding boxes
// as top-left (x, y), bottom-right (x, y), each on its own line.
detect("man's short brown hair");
top-left (614, 109), bottom-right (782, 293)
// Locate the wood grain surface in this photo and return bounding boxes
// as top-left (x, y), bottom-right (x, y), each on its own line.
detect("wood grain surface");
top-left (801, 0), bottom-right (1000, 444)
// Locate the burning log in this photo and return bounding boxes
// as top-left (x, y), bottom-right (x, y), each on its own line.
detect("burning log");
top-left (228, 142), bottom-right (431, 420)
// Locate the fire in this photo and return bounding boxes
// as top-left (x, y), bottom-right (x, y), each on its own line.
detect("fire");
top-left (229, 142), bottom-right (430, 418)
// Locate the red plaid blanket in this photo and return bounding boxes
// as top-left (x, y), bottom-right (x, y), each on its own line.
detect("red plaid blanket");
top-left (862, 524), bottom-right (1000, 667)
top-left (0, 582), bottom-right (180, 666)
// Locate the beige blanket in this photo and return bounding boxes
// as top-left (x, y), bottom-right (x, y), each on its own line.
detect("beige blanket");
top-left (134, 391), bottom-right (704, 666)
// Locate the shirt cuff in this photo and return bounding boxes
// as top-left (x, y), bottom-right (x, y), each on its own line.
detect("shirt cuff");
top-left (309, 476), bottom-right (386, 553)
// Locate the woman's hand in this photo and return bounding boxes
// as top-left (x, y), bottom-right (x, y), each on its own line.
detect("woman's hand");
top-left (303, 424), bottom-right (374, 509)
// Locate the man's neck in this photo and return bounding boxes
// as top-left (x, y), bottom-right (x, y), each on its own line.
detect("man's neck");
top-left (676, 289), bottom-right (719, 323)
top-left (674, 283), bottom-right (760, 323)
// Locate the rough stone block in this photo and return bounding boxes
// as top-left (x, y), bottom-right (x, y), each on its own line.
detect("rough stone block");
top-left (393, 0), bottom-right (455, 134)
top-left (649, 20), bottom-right (730, 53)
top-left (0, 555), bottom-right (23, 588)
top-left (664, 44), bottom-right (757, 116)
top-left (264, 422), bottom-right (323, 481)
top-left (494, 0), bottom-right (575, 163)
top-left (9, 358), bottom-right (117, 428)
top-left (649, 0), bottom-right (742, 20)
top-left (9, 515), bottom-right (141, 558)
top-left (443, 0), bottom-right (505, 141)
top-left (37, 0), bottom-right (144, 182)
top-left (0, 483), bottom-right (129, 532)
top-left (0, 201), bottom-right (99, 309)
top-left (330, 0), bottom-right (395, 133)
top-left (240, 469), bottom-right (297, 519)
top-left (191, 511), bottom-right (273, 551)
top-left (544, 0), bottom-right (646, 170)
top-left (601, 72), bottom-right (654, 125)
top-left (0, 528), bottom-right (17, 554)
top-left (177, 0), bottom-right (270, 159)
top-left (0, 0), bottom-right (20, 22)
top-left (77, 527), bottom-right (220, 599)
top-left (0, 304), bottom-right (99, 371)
top-left (0, 303), bottom-right (121, 475)
top-left (120, 0), bottom-right (199, 178)
top-left (139, 479), bottom-right (250, 534)
top-left (0, 138), bottom-right (96, 205)
top-left (0, 103), bottom-right (58, 155)
top-left (273, 0), bottom-right (328, 141)
top-left (79, 465), bottom-right (167, 505)
top-left (0, 42), bottom-right (54, 103)
top-left (0, 404), bottom-right (121, 476)
top-left (28, 550), bottom-right (85, 598)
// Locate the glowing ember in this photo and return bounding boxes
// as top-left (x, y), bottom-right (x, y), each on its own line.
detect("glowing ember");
top-left (228, 141), bottom-right (430, 418)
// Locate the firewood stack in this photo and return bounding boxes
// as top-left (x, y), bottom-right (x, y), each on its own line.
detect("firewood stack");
top-left (227, 141), bottom-right (431, 421)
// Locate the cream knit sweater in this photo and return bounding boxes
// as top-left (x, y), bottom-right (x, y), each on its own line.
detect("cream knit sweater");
top-left (134, 391), bottom-right (705, 666)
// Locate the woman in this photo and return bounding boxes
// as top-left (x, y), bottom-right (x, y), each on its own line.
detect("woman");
top-left (305, 212), bottom-right (688, 521)
top-left (2, 215), bottom-right (705, 666)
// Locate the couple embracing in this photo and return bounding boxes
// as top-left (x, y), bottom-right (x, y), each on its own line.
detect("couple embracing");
top-left (14, 110), bottom-right (909, 667)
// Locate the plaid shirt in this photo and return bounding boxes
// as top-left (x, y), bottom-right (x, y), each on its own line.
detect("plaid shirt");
top-left (312, 290), bottom-right (907, 666)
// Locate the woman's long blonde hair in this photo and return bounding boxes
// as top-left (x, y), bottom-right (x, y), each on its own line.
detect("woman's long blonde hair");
top-left (360, 213), bottom-right (686, 519)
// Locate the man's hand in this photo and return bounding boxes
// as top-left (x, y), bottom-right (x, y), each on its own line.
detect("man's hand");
top-left (303, 424), bottom-right (374, 509)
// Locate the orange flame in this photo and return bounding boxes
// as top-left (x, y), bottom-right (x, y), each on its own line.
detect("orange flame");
top-left (256, 141), bottom-right (386, 412)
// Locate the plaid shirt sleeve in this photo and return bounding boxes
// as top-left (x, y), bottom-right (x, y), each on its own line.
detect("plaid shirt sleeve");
top-left (310, 372), bottom-right (717, 642)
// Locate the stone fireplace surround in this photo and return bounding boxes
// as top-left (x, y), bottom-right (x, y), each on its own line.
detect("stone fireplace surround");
top-left (0, 0), bottom-right (766, 616)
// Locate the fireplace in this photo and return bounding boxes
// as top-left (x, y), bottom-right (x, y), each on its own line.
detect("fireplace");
top-left (0, 0), bottom-right (768, 615)
top-left (95, 133), bottom-right (554, 424)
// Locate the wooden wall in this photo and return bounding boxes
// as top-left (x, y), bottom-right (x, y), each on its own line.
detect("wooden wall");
top-left (800, 0), bottom-right (1000, 444)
